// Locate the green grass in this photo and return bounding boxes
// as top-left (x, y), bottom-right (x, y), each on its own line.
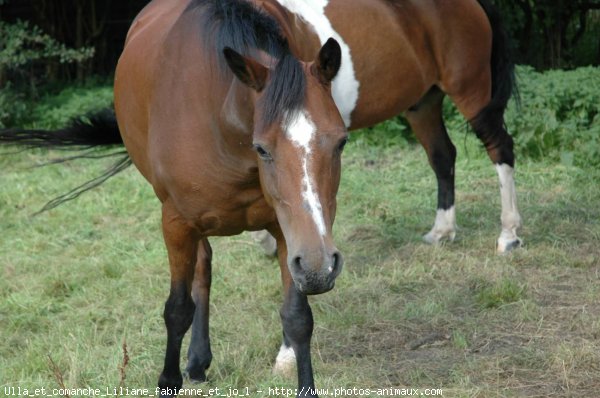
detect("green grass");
top-left (1, 105), bottom-right (600, 397)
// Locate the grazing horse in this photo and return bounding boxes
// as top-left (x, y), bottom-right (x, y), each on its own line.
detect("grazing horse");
top-left (0, 0), bottom-right (521, 396)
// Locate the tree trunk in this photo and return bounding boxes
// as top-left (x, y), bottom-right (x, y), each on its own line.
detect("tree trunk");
top-left (76, 0), bottom-right (85, 83)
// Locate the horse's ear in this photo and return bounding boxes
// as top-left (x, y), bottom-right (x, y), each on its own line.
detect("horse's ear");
top-left (315, 38), bottom-right (342, 84)
top-left (223, 47), bottom-right (268, 92)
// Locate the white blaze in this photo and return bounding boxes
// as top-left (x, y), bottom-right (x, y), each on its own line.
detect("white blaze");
top-left (286, 111), bottom-right (327, 237)
top-left (276, 0), bottom-right (360, 127)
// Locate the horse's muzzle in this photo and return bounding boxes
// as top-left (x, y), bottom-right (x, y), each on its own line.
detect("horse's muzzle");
top-left (288, 250), bottom-right (343, 295)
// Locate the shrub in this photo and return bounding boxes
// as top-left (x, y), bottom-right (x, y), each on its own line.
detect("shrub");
top-left (0, 19), bottom-right (97, 128)
top-left (0, 83), bottom-right (113, 129)
top-left (507, 66), bottom-right (600, 167)
top-left (29, 84), bottom-right (114, 129)
top-left (0, 20), bottom-right (94, 84)
top-left (0, 85), bottom-right (29, 129)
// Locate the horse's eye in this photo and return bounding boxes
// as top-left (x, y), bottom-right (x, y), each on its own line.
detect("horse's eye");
top-left (337, 137), bottom-right (349, 153)
top-left (254, 144), bottom-right (272, 161)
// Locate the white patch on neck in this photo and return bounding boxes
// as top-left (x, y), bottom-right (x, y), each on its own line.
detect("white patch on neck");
top-left (276, 0), bottom-right (360, 127)
top-left (286, 111), bottom-right (327, 237)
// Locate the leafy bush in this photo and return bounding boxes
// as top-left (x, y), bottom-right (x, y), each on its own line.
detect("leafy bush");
top-left (507, 66), bottom-right (600, 167)
top-left (0, 19), bottom-right (97, 128)
top-left (0, 20), bottom-right (94, 70)
top-left (0, 85), bottom-right (29, 129)
top-left (29, 84), bottom-right (114, 129)
top-left (0, 83), bottom-right (113, 129)
top-left (352, 117), bottom-right (415, 149)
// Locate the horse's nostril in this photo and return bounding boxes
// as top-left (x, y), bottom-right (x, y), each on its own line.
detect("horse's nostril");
top-left (329, 251), bottom-right (343, 275)
top-left (291, 255), bottom-right (303, 273)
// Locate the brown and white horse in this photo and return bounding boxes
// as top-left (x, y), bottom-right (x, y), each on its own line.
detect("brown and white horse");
top-left (0, 0), bottom-right (522, 396)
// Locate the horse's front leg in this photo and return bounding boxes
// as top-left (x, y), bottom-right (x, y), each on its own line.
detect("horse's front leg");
top-left (186, 238), bottom-right (213, 382)
top-left (158, 201), bottom-right (199, 398)
top-left (271, 227), bottom-right (318, 398)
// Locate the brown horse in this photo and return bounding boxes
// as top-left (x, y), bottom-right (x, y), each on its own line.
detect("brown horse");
top-left (115, 1), bottom-right (348, 395)
top-left (0, 0), bottom-right (521, 396)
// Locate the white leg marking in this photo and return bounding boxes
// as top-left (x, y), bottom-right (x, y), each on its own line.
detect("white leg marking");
top-left (423, 206), bottom-right (457, 244)
top-left (286, 111), bottom-right (326, 236)
top-left (276, 0), bottom-right (360, 127)
top-left (273, 344), bottom-right (296, 377)
top-left (495, 164), bottom-right (522, 253)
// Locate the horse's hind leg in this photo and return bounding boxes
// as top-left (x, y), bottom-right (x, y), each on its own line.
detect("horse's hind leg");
top-left (405, 88), bottom-right (457, 244)
top-left (451, 78), bottom-right (522, 253)
top-left (185, 238), bottom-right (213, 382)
top-left (158, 201), bottom-right (199, 398)
top-left (472, 106), bottom-right (522, 252)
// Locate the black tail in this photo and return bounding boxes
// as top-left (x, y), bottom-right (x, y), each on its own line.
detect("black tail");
top-left (476, 0), bottom-right (518, 112)
top-left (0, 108), bottom-right (124, 149)
top-left (471, 0), bottom-right (518, 166)
top-left (0, 108), bottom-right (132, 213)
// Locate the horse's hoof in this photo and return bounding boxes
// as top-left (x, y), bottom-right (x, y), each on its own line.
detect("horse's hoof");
top-left (497, 237), bottom-right (522, 254)
top-left (423, 230), bottom-right (456, 245)
top-left (183, 369), bottom-right (208, 384)
top-left (157, 388), bottom-right (178, 398)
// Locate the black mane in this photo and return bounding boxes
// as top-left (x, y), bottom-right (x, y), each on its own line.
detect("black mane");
top-left (198, 0), bottom-right (306, 126)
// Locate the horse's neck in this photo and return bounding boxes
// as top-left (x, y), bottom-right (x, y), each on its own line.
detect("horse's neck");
top-left (258, 0), bottom-right (321, 61)
top-left (219, 78), bottom-right (255, 143)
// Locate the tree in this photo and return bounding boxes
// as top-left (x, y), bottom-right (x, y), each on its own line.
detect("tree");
top-left (0, 20), bottom-right (94, 92)
top-left (496, 0), bottom-right (600, 68)
top-left (0, 0), bottom-right (149, 83)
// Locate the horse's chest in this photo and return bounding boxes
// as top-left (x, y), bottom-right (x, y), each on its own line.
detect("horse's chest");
top-left (193, 203), bottom-right (274, 236)
top-left (174, 182), bottom-right (274, 236)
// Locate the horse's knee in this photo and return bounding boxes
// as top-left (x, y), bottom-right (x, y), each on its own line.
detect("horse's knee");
top-left (471, 105), bottom-right (515, 166)
top-left (280, 298), bottom-right (313, 344)
top-left (164, 285), bottom-right (195, 335)
top-left (430, 142), bottom-right (456, 178)
top-left (479, 128), bottom-right (515, 166)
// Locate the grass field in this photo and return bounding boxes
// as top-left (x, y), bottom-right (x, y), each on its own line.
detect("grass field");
top-left (1, 109), bottom-right (599, 397)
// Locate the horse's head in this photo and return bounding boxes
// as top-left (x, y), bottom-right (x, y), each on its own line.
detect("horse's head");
top-left (224, 39), bottom-right (346, 295)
